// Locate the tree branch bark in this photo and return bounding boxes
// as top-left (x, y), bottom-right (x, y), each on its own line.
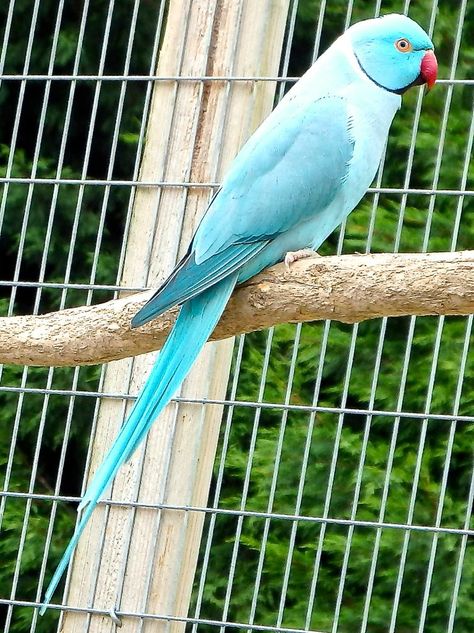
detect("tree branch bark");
top-left (1, 250), bottom-right (473, 368)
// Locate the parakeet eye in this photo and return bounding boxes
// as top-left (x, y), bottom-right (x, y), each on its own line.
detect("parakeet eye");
top-left (395, 38), bottom-right (413, 52)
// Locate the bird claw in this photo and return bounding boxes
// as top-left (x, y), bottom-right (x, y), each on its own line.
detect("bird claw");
top-left (284, 249), bottom-right (319, 270)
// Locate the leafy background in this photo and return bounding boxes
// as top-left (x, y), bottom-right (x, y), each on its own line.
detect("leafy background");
top-left (0, 1), bottom-right (473, 632)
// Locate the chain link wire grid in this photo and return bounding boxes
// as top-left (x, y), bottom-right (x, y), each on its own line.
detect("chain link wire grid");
top-left (0, 1), bottom-right (473, 632)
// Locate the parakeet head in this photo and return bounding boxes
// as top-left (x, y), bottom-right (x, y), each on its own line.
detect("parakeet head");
top-left (347, 14), bottom-right (437, 94)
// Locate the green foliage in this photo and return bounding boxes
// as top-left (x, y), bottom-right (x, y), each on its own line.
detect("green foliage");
top-left (193, 317), bottom-right (474, 631)
top-left (1, 1), bottom-right (473, 632)
top-left (0, 1), bottom-right (159, 630)
top-left (189, 2), bottom-right (474, 632)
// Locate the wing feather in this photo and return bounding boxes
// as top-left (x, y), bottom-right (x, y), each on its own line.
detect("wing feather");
top-left (133, 96), bottom-right (355, 327)
top-left (193, 95), bottom-right (355, 262)
top-left (131, 242), bottom-right (266, 327)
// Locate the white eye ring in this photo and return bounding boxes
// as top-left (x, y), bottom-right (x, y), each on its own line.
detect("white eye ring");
top-left (395, 38), bottom-right (413, 53)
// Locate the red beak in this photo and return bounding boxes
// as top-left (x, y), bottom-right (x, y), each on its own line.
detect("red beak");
top-left (420, 49), bottom-right (438, 90)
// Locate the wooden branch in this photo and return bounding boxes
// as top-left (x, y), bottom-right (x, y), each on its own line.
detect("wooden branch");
top-left (1, 250), bottom-right (473, 368)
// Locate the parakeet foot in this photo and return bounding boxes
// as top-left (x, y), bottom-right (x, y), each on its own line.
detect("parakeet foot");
top-left (284, 249), bottom-right (319, 270)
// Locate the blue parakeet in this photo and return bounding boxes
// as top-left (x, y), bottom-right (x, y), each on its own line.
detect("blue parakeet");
top-left (41, 13), bottom-right (437, 611)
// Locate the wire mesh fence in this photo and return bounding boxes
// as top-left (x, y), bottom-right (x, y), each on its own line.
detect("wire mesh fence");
top-left (0, 1), bottom-right (473, 632)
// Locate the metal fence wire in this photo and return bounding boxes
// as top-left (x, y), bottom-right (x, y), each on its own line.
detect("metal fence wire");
top-left (0, 1), bottom-right (473, 632)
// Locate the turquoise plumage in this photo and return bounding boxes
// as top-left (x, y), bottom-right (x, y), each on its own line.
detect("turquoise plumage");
top-left (41, 13), bottom-right (437, 612)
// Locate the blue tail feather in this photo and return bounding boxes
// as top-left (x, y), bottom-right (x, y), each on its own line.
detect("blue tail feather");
top-left (41, 273), bottom-right (238, 613)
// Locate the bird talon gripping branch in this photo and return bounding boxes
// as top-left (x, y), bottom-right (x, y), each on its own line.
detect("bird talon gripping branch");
top-left (284, 249), bottom-right (320, 270)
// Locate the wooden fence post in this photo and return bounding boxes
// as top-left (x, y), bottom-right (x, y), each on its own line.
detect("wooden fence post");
top-left (60, 1), bottom-right (290, 630)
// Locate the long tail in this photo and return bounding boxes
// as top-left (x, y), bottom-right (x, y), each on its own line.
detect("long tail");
top-left (40, 273), bottom-right (238, 613)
